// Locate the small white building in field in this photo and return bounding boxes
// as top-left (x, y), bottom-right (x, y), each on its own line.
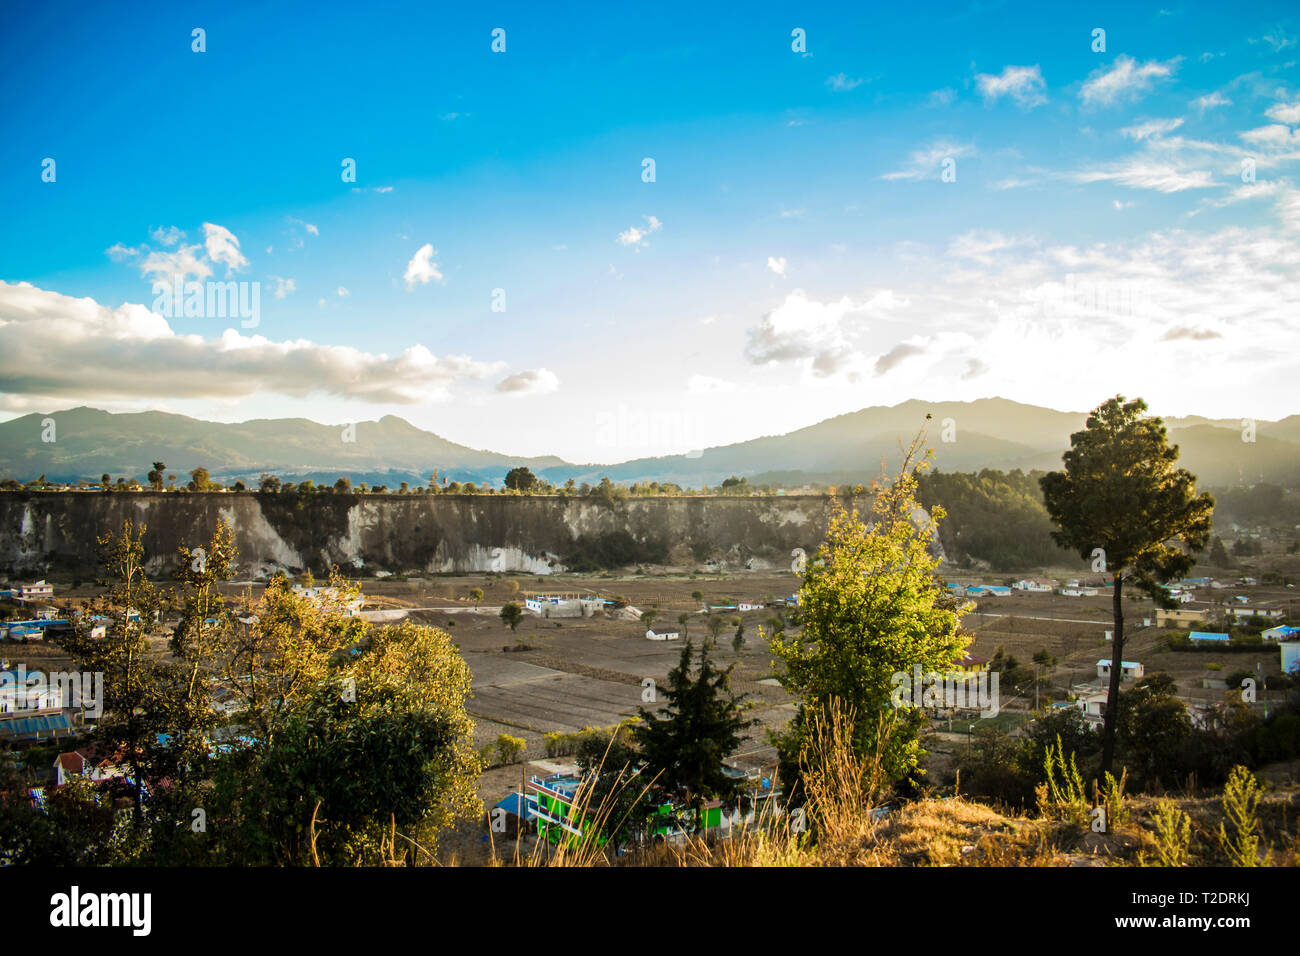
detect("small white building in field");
top-left (1225, 606), bottom-right (1284, 621)
top-left (1097, 659), bottom-right (1144, 681)
top-left (1014, 578), bottom-right (1055, 592)
top-left (645, 627), bottom-right (681, 641)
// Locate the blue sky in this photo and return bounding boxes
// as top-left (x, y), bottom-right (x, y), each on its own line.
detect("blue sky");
top-left (2, 0), bottom-right (1298, 461)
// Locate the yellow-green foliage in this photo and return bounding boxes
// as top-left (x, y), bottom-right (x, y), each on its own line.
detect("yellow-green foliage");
top-left (767, 437), bottom-right (968, 783)
top-left (1219, 765), bottom-right (1265, 867)
top-left (1037, 734), bottom-right (1088, 825)
top-left (1146, 799), bottom-right (1192, 867)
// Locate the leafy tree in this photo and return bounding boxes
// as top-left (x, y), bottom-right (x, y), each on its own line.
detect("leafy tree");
top-left (504, 466), bottom-right (538, 492)
top-left (635, 640), bottom-right (755, 820)
top-left (218, 569), bottom-right (366, 744)
top-left (1039, 396), bottom-right (1214, 778)
top-left (769, 435), bottom-right (967, 790)
top-left (706, 615), bottom-right (724, 645)
top-left (54, 519), bottom-right (168, 824)
top-left (188, 467), bottom-right (214, 492)
top-left (500, 602), bottom-right (524, 631)
top-left (259, 473), bottom-right (281, 493)
top-left (677, 612), bottom-right (690, 640)
top-left (1209, 536), bottom-right (1230, 566)
top-left (147, 461), bottom-right (166, 491)
top-left (236, 621), bottom-right (482, 864)
top-left (334, 477), bottom-right (352, 494)
top-left (641, 609), bottom-right (658, 629)
top-left (469, 587), bottom-right (484, 607)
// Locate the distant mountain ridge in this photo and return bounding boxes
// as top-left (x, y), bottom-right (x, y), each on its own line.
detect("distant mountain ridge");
top-left (1, 398), bottom-right (1297, 488)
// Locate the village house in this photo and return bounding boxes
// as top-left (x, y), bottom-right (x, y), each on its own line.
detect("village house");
top-left (1155, 607), bottom-right (1207, 628)
top-left (1097, 659), bottom-right (1144, 682)
top-left (2, 580), bottom-right (55, 604)
top-left (1077, 691), bottom-right (1109, 726)
top-left (1224, 606), bottom-right (1284, 621)
top-left (53, 750), bottom-right (124, 787)
top-left (645, 625), bottom-right (681, 641)
top-left (1013, 578), bottom-right (1055, 592)
top-left (1262, 624), bottom-right (1300, 642)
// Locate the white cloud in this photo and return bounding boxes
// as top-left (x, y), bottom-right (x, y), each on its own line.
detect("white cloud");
top-left (1266, 100), bottom-right (1300, 125)
top-left (928, 88), bottom-right (957, 107)
top-left (337, 286), bottom-right (350, 297)
top-left (0, 281), bottom-right (506, 406)
top-left (882, 140), bottom-right (975, 181)
top-left (105, 243), bottom-right (138, 262)
top-left (617, 215), bottom-right (662, 248)
top-left (766, 256), bottom-right (788, 276)
top-left (1071, 159), bottom-right (1216, 192)
top-left (744, 288), bottom-right (911, 377)
top-left (1241, 124), bottom-right (1300, 150)
top-left (975, 65), bottom-right (1047, 109)
top-left (739, 204), bottom-right (1300, 412)
top-left (269, 276), bottom-right (297, 300)
top-left (1193, 91), bottom-right (1232, 111)
top-left (495, 368), bottom-right (559, 396)
top-left (403, 243), bottom-right (443, 288)
top-left (1080, 55), bottom-right (1181, 107)
top-left (826, 73), bottom-right (864, 92)
top-left (202, 223), bottom-right (249, 275)
top-left (149, 226), bottom-right (185, 246)
top-left (1121, 117), bottom-right (1184, 140)
top-left (140, 244), bottom-right (214, 284)
top-left (1255, 26), bottom-right (1296, 52)
top-left (948, 231), bottom-right (1033, 265)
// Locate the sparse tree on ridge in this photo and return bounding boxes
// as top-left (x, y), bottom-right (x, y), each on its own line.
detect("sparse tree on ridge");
top-left (1039, 396), bottom-right (1214, 779)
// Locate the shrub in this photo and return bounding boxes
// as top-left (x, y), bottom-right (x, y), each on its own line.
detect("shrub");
top-left (496, 734), bottom-right (526, 765)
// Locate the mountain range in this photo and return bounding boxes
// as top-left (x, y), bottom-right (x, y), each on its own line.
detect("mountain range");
top-left (1, 399), bottom-right (1297, 489)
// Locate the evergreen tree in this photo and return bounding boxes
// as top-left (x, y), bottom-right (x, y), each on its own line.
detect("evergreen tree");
top-left (1040, 396), bottom-right (1213, 778)
top-left (635, 640), bottom-right (754, 821)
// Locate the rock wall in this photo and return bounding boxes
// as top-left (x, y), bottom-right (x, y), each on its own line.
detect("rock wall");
top-left (0, 492), bottom-right (843, 578)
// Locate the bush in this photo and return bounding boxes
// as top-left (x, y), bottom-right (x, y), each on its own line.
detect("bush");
top-left (496, 734), bottom-right (526, 765)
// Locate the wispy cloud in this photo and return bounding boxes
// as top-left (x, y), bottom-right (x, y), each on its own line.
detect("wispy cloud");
top-left (616, 215), bottom-right (662, 249)
top-left (826, 73), bottom-right (864, 92)
top-left (882, 140), bottom-right (975, 181)
top-left (975, 65), bottom-right (1047, 109)
top-left (496, 368), bottom-right (559, 396)
top-left (1080, 55), bottom-right (1181, 107)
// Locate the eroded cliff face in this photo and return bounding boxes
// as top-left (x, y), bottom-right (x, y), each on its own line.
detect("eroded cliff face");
top-left (0, 492), bottom-right (847, 578)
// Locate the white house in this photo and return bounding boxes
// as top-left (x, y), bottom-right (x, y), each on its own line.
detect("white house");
top-left (1077, 692), bottom-right (1109, 725)
top-left (14, 580), bottom-right (54, 601)
top-left (738, 602), bottom-right (763, 612)
top-left (645, 627), bottom-right (681, 641)
top-left (1097, 659), bottom-right (1144, 681)
top-left (53, 751), bottom-right (123, 787)
top-left (1013, 578), bottom-right (1054, 592)
top-left (1262, 625), bottom-right (1300, 642)
top-left (1225, 606), bottom-right (1284, 621)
